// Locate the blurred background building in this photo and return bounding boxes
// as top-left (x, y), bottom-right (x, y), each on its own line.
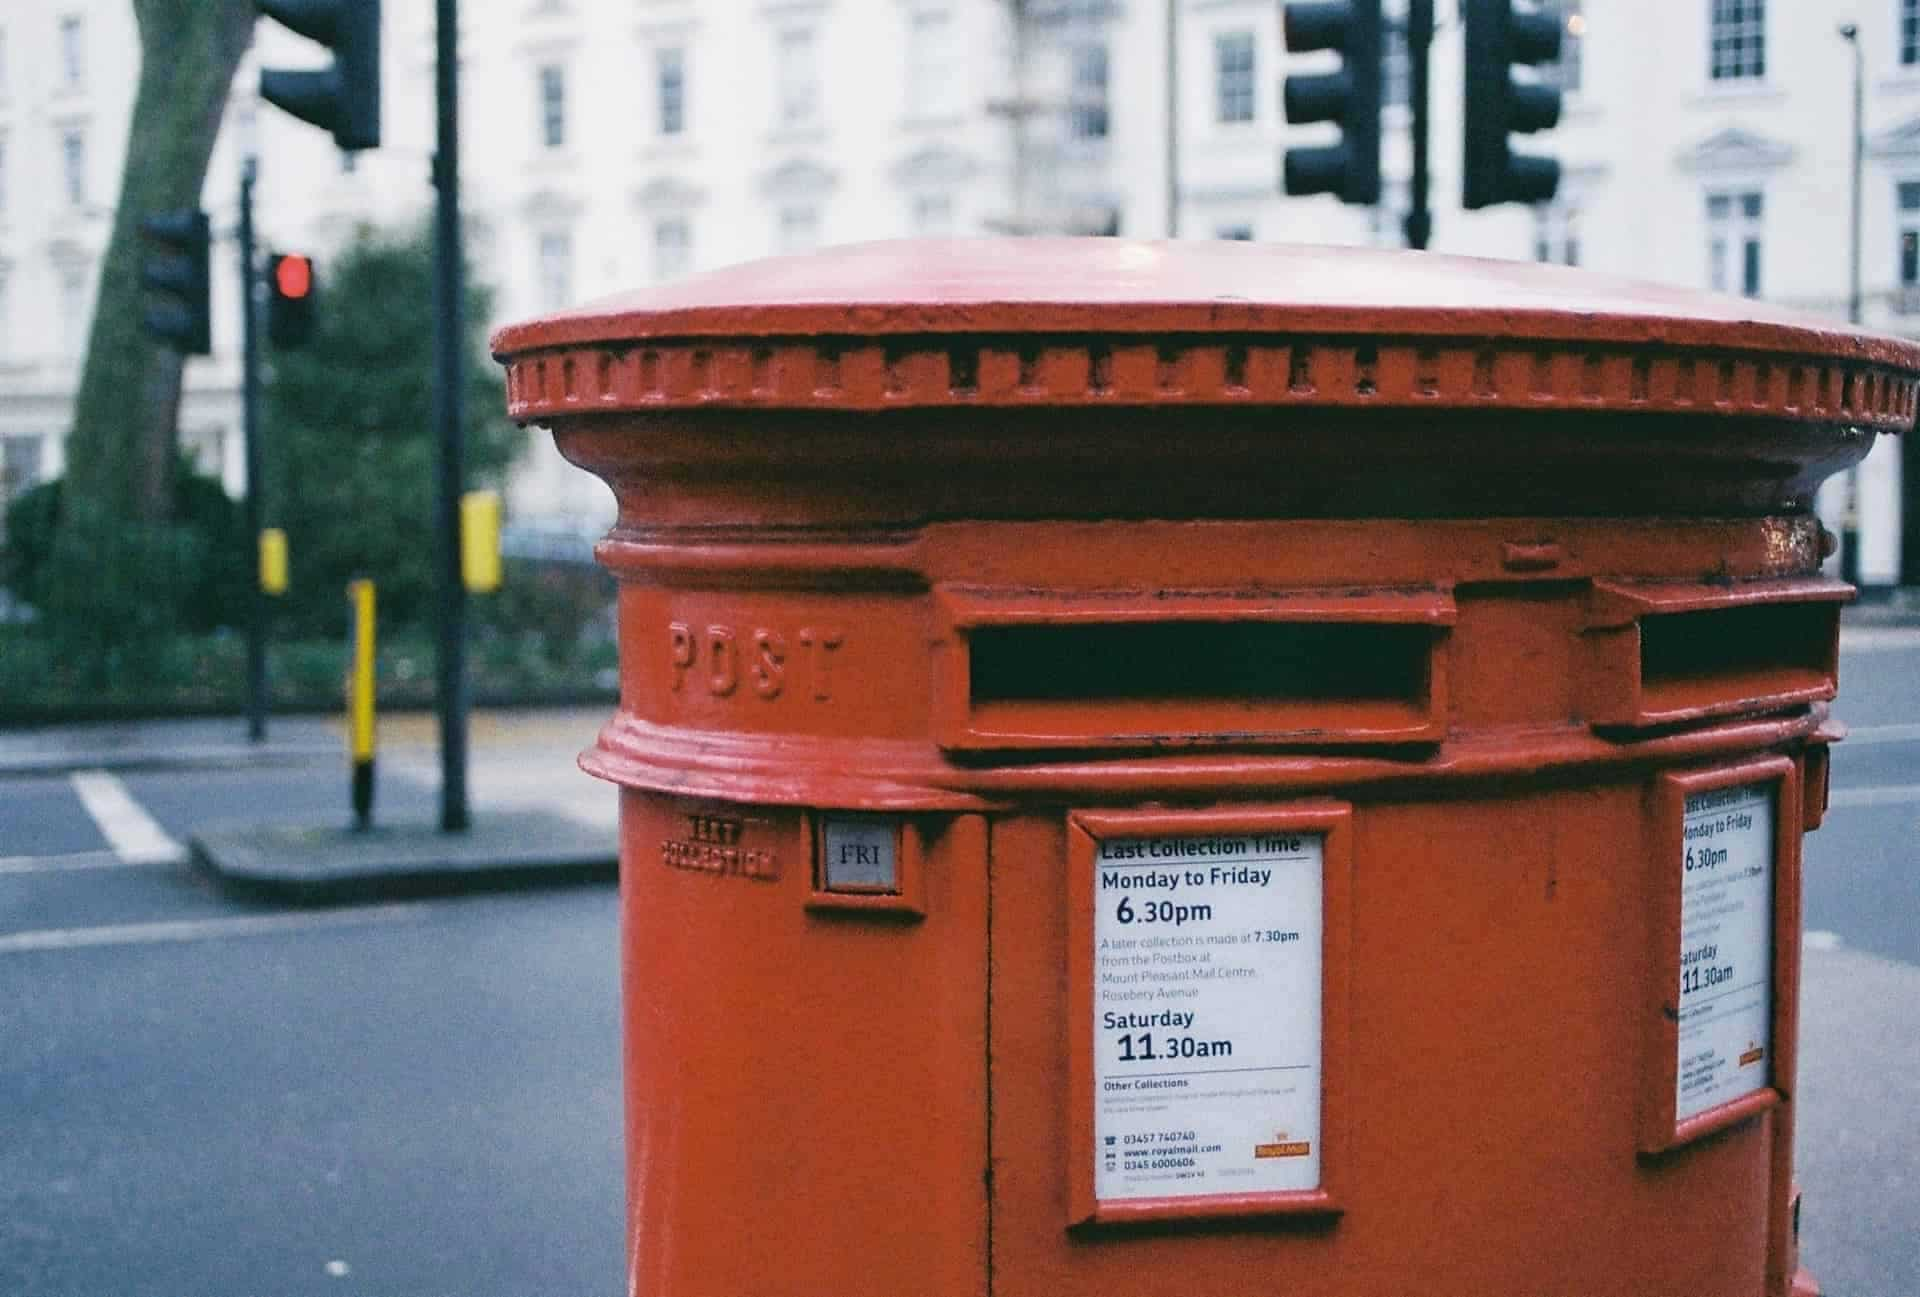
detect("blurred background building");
top-left (0, 0), bottom-right (1912, 583)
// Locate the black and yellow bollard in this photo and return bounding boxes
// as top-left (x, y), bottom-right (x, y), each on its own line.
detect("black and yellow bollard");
top-left (460, 490), bottom-right (502, 594)
top-left (346, 579), bottom-right (376, 830)
top-left (258, 528), bottom-right (289, 596)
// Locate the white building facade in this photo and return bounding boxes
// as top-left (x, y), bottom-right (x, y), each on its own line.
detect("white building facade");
top-left (0, 0), bottom-right (1913, 582)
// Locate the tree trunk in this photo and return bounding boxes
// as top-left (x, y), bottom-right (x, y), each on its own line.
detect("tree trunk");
top-left (42, 0), bottom-right (253, 670)
top-left (60, 0), bottom-right (253, 527)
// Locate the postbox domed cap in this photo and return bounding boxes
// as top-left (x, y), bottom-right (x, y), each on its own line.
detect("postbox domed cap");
top-left (493, 239), bottom-right (1920, 429)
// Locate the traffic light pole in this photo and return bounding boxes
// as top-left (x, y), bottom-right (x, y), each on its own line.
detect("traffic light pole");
top-left (1403, 0), bottom-right (1433, 250)
top-left (239, 158), bottom-right (269, 742)
top-left (433, 0), bottom-right (471, 832)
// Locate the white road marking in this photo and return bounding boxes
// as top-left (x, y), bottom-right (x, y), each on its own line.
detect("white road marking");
top-left (1828, 784), bottom-right (1920, 809)
top-left (0, 903), bottom-right (434, 956)
top-left (67, 770), bottom-right (187, 865)
top-left (0, 849), bottom-right (160, 876)
top-left (1842, 723), bottom-right (1920, 746)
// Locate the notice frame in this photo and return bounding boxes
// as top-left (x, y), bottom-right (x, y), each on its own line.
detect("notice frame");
top-left (1639, 756), bottom-right (1802, 1157)
top-left (1066, 802), bottom-right (1352, 1226)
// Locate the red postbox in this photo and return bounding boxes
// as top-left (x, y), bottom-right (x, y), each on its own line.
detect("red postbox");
top-left (493, 240), bottom-right (1919, 1296)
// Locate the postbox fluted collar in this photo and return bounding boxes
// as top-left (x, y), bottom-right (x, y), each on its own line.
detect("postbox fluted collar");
top-left (492, 239), bottom-right (1920, 428)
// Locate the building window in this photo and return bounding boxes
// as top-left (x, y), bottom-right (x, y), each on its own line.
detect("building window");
top-left (1216, 224), bottom-right (1254, 241)
top-left (1069, 44), bottom-right (1109, 141)
top-left (1383, 3), bottom-right (1409, 108)
top-left (1552, 1), bottom-right (1585, 93)
top-left (653, 216), bottom-right (690, 280)
top-left (1533, 202), bottom-right (1580, 266)
top-left (538, 65), bottom-right (567, 150)
top-left (907, 10), bottom-right (957, 119)
top-left (1215, 31), bottom-right (1255, 123)
top-left (912, 193), bottom-right (954, 235)
top-left (1709, 0), bottom-right (1764, 82)
top-left (61, 128), bottom-right (85, 206)
top-left (1905, 0), bottom-right (1920, 68)
top-left (1706, 191), bottom-right (1763, 296)
top-left (777, 28), bottom-right (821, 127)
top-left (537, 230), bottom-right (572, 310)
top-left (1898, 182), bottom-right (1920, 311)
top-left (59, 14), bottom-right (83, 90)
top-left (657, 48), bottom-right (685, 136)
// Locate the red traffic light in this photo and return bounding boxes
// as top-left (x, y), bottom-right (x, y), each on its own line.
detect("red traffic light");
top-left (275, 253), bottom-right (313, 300)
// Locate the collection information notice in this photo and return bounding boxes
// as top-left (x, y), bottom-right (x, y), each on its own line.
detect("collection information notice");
top-left (1091, 831), bottom-right (1322, 1203)
top-left (1675, 782), bottom-right (1774, 1123)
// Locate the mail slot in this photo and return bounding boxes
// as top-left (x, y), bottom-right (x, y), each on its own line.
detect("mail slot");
top-left (492, 240), bottom-right (1920, 1297)
top-left (935, 586), bottom-right (1453, 750)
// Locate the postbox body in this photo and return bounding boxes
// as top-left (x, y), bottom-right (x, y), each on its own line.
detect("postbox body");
top-left (492, 241), bottom-right (1920, 1297)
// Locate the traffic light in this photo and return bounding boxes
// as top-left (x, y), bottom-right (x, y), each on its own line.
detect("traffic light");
top-left (268, 252), bottom-right (316, 349)
top-left (1463, 0), bottom-right (1562, 210)
top-left (256, 0), bottom-right (381, 151)
top-left (139, 209), bottom-right (212, 356)
top-left (1281, 0), bottom-right (1382, 205)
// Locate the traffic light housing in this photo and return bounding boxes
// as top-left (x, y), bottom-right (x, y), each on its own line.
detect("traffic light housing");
top-left (268, 252), bottom-right (317, 350)
top-left (139, 209), bottom-right (212, 356)
top-left (1281, 0), bottom-right (1382, 206)
top-left (256, 0), bottom-right (381, 151)
top-left (1463, 0), bottom-right (1562, 210)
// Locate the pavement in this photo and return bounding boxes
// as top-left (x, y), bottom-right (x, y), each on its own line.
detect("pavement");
top-left (0, 706), bottom-right (619, 902)
top-left (1843, 584), bottom-right (1920, 627)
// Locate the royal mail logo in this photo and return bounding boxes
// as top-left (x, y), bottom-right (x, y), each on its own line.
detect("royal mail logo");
top-left (1254, 1141), bottom-right (1311, 1159)
top-left (1739, 1045), bottom-right (1765, 1067)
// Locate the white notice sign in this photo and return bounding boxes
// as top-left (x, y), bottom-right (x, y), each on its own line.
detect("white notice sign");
top-left (1675, 782), bottom-right (1774, 1122)
top-left (1092, 832), bottom-right (1322, 1202)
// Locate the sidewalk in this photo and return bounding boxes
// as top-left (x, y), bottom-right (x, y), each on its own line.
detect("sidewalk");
top-left (1843, 587), bottom-right (1920, 629)
top-left (0, 714), bottom-right (339, 777)
top-left (0, 706), bottom-right (620, 903)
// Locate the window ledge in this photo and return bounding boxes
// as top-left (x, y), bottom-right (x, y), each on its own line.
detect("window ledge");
top-left (766, 123), bottom-right (829, 148)
top-left (641, 136), bottom-right (698, 163)
top-left (901, 112), bottom-right (969, 132)
top-left (1058, 138), bottom-right (1112, 163)
top-left (1692, 81), bottom-right (1788, 107)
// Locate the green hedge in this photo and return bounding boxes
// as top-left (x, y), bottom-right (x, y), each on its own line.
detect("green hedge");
top-left (0, 624), bottom-right (617, 719)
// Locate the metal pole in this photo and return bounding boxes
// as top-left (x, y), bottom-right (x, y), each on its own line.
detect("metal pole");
top-left (1848, 29), bottom-right (1864, 327)
top-left (1165, 0), bottom-right (1180, 237)
top-left (1840, 23), bottom-right (1863, 587)
top-left (1404, 0), bottom-right (1434, 250)
top-left (433, 0), bottom-right (470, 832)
top-left (239, 158), bottom-right (267, 742)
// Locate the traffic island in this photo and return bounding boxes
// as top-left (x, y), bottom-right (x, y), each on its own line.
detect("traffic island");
top-left (190, 811), bottom-right (615, 905)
